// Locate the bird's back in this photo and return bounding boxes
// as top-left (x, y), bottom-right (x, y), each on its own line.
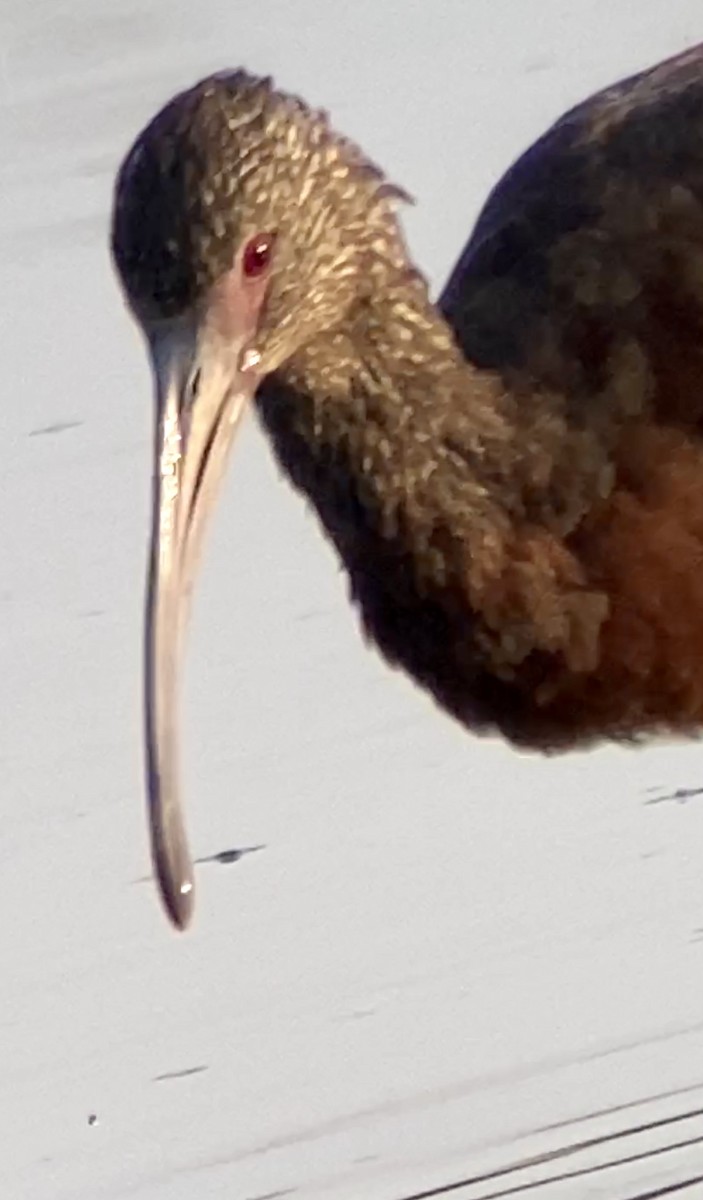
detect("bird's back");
top-left (434, 44), bottom-right (703, 747)
top-left (441, 43), bottom-right (703, 407)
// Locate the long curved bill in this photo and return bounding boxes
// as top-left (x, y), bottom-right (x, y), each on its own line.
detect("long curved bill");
top-left (144, 321), bottom-right (259, 930)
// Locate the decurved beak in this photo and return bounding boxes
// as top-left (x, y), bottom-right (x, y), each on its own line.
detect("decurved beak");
top-left (144, 321), bottom-right (259, 930)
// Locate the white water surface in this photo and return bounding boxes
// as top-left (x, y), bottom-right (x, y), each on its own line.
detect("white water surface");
top-left (3, 2), bottom-right (703, 1197)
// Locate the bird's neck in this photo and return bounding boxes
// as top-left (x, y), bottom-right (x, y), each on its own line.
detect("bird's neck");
top-left (257, 273), bottom-right (520, 554)
top-left (255, 273), bottom-right (610, 702)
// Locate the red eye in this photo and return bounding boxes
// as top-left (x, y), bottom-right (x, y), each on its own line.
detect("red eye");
top-left (242, 233), bottom-right (274, 279)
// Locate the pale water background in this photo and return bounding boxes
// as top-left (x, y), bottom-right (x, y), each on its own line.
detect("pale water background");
top-left (3, 2), bottom-right (703, 1196)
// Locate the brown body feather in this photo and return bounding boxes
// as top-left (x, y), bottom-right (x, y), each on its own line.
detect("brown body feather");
top-left (433, 43), bottom-right (703, 747)
top-left (113, 43), bottom-right (703, 754)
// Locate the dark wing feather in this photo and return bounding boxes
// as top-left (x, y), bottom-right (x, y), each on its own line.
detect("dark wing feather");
top-left (439, 43), bottom-right (703, 432)
top-left (431, 44), bottom-right (703, 744)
